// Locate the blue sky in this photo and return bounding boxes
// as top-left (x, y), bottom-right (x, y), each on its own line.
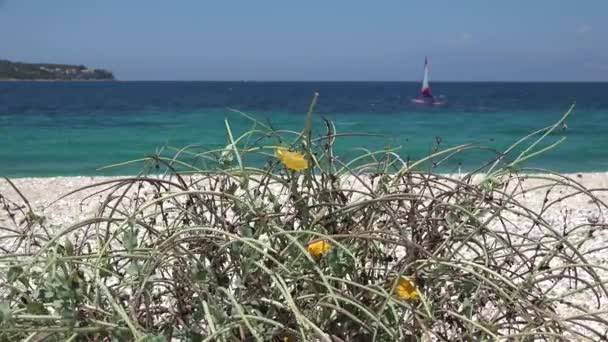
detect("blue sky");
top-left (1, 1), bottom-right (607, 81)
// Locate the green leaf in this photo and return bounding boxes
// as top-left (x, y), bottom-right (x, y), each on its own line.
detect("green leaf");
top-left (26, 301), bottom-right (47, 315)
top-left (193, 266), bottom-right (207, 282)
top-left (0, 302), bottom-right (12, 324)
top-left (64, 239), bottom-right (74, 256)
top-left (460, 297), bottom-right (473, 318)
top-left (189, 331), bottom-right (203, 342)
top-left (123, 229), bottom-right (138, 253)
top-left (141, 334), bottom-right (168, 342)
top-left (302, 92), bottom-right (319, 144)
top-left (7, 266), bottom-right (22, 283)
top-left (240, 225), bottom-right (253, 238)
top-left (99, 258), bottom-right (115, 278)
top-left (126, 263), bottom-right (142, 276)
top-left (455, 279), bottom-right (478, 296)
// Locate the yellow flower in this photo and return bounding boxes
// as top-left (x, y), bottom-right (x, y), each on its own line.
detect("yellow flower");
top-left (395, 277), bottom-right (420, 300)
top-left (307, 240), bottom-right (332, 258)
top-left (276, 147), bottom-right (309, 171)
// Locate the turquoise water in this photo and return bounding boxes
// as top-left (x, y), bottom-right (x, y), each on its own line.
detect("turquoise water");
top-left (1, 81), bottom-right (607, 177)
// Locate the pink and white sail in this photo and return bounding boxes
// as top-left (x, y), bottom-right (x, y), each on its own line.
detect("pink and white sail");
top-left (411, 56), bottom-right (446, 105)
top-left (421, 56), bottom-right (431, 97)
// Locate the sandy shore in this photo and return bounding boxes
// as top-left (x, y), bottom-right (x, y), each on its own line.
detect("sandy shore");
top-left (2, 172), bottom-right (607, 227)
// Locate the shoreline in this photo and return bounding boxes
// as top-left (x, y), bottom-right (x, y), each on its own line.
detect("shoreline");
top-left (0, 79), bottom-right (117, 82)
top-left (1, 170), bottom-right (604, 180)
top-left (2, 171), bottom-right (607, 219)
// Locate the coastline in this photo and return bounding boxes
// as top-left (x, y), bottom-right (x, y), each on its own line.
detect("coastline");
top-left (2, 171), bottom-right (607, 226)
top-left (0, 79), bottom-right (117, 82)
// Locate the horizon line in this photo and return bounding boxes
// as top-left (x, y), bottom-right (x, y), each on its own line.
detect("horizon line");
top-left (7, 79), bottom-right (604, 83)
top-left (2, 78), bottom-right (608, 83)
top-left (109, 78), bottom-right (608, 83)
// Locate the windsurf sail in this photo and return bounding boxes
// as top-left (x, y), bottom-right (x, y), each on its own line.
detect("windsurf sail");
top-left (421, 56), bottom-right (431, 97)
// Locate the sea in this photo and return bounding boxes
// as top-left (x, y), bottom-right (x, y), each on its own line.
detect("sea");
top-left (1, 81), bottom-right (607, 177)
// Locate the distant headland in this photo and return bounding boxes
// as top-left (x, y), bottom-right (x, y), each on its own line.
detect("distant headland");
top-left (0, 59), bottom-right (115, 81)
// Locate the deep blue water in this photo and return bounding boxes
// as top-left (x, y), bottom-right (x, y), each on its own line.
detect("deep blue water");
top-left (1, 81), bottom-right (607, 177)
